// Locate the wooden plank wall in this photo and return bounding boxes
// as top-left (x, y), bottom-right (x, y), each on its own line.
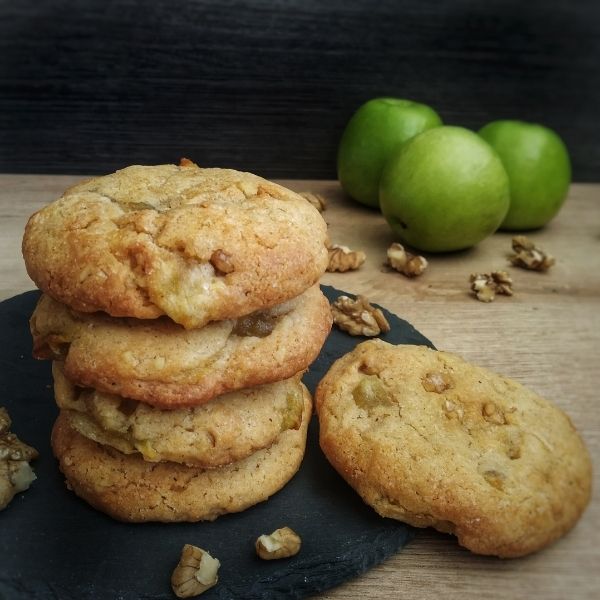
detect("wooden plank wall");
top-left (0, 0), bottom-right (598, 180)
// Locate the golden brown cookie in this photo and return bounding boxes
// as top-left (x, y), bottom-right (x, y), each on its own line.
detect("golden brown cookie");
top-left (51, 388), bottom-right (311, 522)
top-left (53, 361), bottom-right (305, 468)
top-left (315, 340), bottom-right (592, 558)
top-left (31, 285), bottom-right (331, 407)
top-left (22, 163), bottom-right (328, 328)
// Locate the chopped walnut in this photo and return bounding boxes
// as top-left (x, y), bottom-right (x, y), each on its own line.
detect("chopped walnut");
top-left (179, 157), bottom-right (197, 168)
top-left (358, 357), bottom-right (379, 375)
top-left (443, 399), bottom-right (465, 421)
top-left (298, 191), bottom-right (326, 212)
top-left (331, 295), bottom-right (390, 337)
top-left (386, 243), bottom-right (428, 277)
top-left (171, 544), bottom-right (220, 598)
top-left (470, 271), bottom-right (513, 302)
top-left (422, 372), bottom-right (453, 393)
top-left (327, 244), bottom-right (366, 272)
top-left (210, 249), bottom-right (234, 275)
top-left (505, 427), bottom-right (523, 460)
top-left (482, 401), bottom-right (506, 425)
top-left (256, 527), bottom-right (301, 560)
top-left (483, 469), bottom-right (506, 491)
top-left (510, 236), bottom-right (555, 271)
top-left (1, 407), bottom-right (38, 510)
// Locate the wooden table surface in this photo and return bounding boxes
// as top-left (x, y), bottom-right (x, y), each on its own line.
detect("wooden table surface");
top-left (1, 175), bottom-right (598, 599)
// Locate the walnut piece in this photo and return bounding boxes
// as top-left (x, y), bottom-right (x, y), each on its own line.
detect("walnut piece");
top-left (483, 469), bottom-right (506, 490)
top-left (171, 544), bottom-right (220, 598)
top-left (179, 157), bottom-right (198, 168)
top-left (331, 295), bottom-right (390, 337)
top-left (210, 249), bottom-right (234, 275)
top-left (298, 191), bottom-right (326, 212)
top-left (470, 271), bottom-right (513, 302)
top-left (422, 372), bottom-right (453, 393)
top-left (1, 407), bottom-right (38, 510)
top-left (482, 401), bottom-right (507, 425)
top-left (510, 235), bottom-right (555, 271)
top-left (386, 243), bottom-right (428, 277)
top-left (256, 527), bottom-right (301, 560)
top-left (327, 244), bottom-right (366, 272)
top-left (443, 399), bottom-right (464, 421)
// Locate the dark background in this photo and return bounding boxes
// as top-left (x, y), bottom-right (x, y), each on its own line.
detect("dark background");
top-left (1, 0), bottom-right (598, 180)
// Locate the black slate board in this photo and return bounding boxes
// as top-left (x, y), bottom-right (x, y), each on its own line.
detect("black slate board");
top-left (0, 286), bottom-right (434, 600)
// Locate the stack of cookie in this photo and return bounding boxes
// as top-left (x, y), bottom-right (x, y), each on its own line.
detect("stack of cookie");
top-left (23, 161), bottom-right (331, 522)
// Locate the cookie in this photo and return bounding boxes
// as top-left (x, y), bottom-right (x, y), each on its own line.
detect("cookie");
top-left (51, 388), bottom-right (311, 522)
top-left (31, 285), bottom-right (331, 407)
top-left (53, 361), bottom-right (305, 468)
top-left (315, 340), bottom-right (592, 558)
top-left (22, 162), bottom-right (328, 328)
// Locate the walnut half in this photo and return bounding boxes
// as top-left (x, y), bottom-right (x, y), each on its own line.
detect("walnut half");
top-left (171, 544), bottom-right (220, 598)
top-left (327, 244), bottom-right (366, 272)
top-left (331, 295), bottom-right (390, 337)
top-left (256, 527), bottom-right (301, 560)
top-left (1, 407), bottom-right (38, 511)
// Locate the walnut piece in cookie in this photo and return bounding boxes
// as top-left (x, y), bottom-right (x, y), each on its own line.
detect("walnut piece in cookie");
top-left (179, 157), bottom-right (198, 167)
top-left (470, 271), bottom-right (513, 302)
top-left (510, 236), bottom-right (555, 271)
top-left (0, 407), bottom-right (38, 510)
top-left (386, 243), bottom-right (428, 277)
top-left (298, 191), bottom-right (326, 212)
top-left (255, 526), bottom-right (302, 560)
top-left (327, 243), bottom-right (366, 272)
top-left (171, 544), bottom-right (220, 598)
top-left (332, 295), bottom-right (390, 337)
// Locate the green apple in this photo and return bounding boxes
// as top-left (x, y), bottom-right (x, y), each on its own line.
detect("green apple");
top-left (337, 98), bottom-right (442, 208)
top-left (478, 120), bottom-right (571, 230)
top-left (379, 126), bottom-right (510, 252)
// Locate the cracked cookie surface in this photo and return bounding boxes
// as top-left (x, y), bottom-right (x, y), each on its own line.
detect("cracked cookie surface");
top-left (53, 361), bottom-right (306, 468)
top-left (22, 163), bottom-right (328, 328)
top-left (51, 389), bottom-right (311, 522)
top-left (31, 285), bottom-right (331, 407)
top-left (315, 340), bottom-right (592, 558)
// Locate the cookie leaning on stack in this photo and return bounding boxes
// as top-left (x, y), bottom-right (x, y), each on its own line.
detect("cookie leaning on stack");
top-left (315, 340), bottom-right (592, 558)
top-left (23, 160), bottom-right (331, 522)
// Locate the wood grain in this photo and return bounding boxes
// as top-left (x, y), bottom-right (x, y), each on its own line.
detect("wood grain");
top-left (2, 174), bottom-right (599, 599)
top-left (1, 0), bottom-right (599, 180)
